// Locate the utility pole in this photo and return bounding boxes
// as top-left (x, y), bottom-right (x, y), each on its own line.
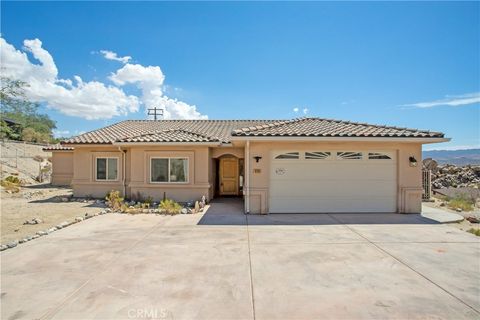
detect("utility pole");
top-left (147, 107), bottom-right (164, 120)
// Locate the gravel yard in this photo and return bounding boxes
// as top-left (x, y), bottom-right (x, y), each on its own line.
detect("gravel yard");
top-left (1, 184), bottom-right (106, 244)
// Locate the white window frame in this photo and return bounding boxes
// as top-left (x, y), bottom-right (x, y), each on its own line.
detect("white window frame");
top-left (305, 151), bottom-right (333, 160)
top-left (273, 151), bottom-right (301, 160)
top-left (336, 151), bottom-right (364, 161)
top-left (368, 151), bottom-right (394, 161)
top-left (95, 157), bottom-right (119, 181)
top-left (150, 157), bottom-right (189, 184)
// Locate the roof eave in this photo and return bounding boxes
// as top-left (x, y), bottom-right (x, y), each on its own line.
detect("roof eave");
top-left (229, 136), bottom-right (450, 144)
top-left (112, 141), bottom-right (225, 147)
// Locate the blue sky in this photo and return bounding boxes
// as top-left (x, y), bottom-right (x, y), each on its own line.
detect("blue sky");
top-left (1, 2), bottom-right (479, 150)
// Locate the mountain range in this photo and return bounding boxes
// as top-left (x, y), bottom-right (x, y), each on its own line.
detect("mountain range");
top-left (422, 149), bottom-right (480, 166)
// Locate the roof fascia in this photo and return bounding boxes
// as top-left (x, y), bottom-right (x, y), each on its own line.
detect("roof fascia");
top-left (229, 136), bottom-right (450, 144)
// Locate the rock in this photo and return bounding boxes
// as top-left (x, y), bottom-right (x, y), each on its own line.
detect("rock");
top-left (142, 209), bottom-right (149, 213)
top-left (466, 216), bottom-right (479, 223)
top-left (47, 227), bottom-right (57, 233)
top-left (106, 208), bottom-right (112, 213)
top-left (440, 202), bottom-right (446, 207)
top-left (7, 241), bottom-right (18, 248)
top-left (19, 239), bottom-right (26, 244)
top-left (455, 208), bottom-right (463, 212)
top-left (27, 236), bottom-right (33, 241)
top-left (61, 197), bottom-right (69, 202)
top-left (181, 208), bottom-right (188, 214)
top-left (32, 234), bottom-right (40, 239)
top-left (100, 210), bottom-right (107, 215)
top-left (75, 217), bottom-right (84, 222)
top-left (36, 230), bottom-right (48, 236)
top-left (0, 244), bottom-right (8, 251)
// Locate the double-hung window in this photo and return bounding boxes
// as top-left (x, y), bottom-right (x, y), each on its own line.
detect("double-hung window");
top-left (151, 158), bottom-right (188, 183)
top-left (96, 158), bottom-right (118, 181)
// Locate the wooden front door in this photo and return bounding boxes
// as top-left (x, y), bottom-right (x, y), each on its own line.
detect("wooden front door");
top-left (219, 157), bottom-right (239, 195)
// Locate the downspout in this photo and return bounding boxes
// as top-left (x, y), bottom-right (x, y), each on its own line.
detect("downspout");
top-left (245, 140), bottom-right (250, 214)
top-left (118, 146), bottom-right (126, 197)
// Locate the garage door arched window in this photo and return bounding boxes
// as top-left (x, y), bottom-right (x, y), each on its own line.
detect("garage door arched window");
top-left (337, 152), bottom-right (363, 160)
top-left (275, 152), bottom-right (300, 159)
top-left (368, 152), bottom-right (392, 160)
top-left (305, 151), bottom-right (331, 160)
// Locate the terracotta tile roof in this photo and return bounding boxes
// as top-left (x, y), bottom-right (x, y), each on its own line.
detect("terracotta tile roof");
top-left (63, 118), bottom-right (444, 145)
top-left (232, 118), bottom-right (445, 138)
top-left (63, 120), bottom-right (274, 144)
top-left (117, 129), bottom-right (220, 143)
top-left (42, 145), bottom-right (74, 151)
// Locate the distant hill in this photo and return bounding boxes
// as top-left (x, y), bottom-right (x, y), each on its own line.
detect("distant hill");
top-left (423, 149), bottom-right (480, 166)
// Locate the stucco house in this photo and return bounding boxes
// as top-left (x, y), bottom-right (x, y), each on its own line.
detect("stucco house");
top-left (44, 117), bottom-right (448, 214)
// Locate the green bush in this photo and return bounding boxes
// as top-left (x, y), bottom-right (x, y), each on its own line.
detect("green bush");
top-left (159, 199), bottom-right (182, 215)
top-left (467, 228), bottom-right (480, 237)
top-left (448, 193), bottom-right (475, 212)
top-left (105, 190), bottom-right (124, 211)
top-left (1, 176), bottom-right (21, 192)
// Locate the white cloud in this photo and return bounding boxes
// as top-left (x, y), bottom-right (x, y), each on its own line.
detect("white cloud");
top-left (303, 108), bottom-right (309, 115)
top-left (293, 107), bottom-right (299, 113)
top-left (100, 50), bottom-right (131, 64)
top-left (110, 63), bottom-right (207, 120)
top-left (0, 37), bottom-right (139, 120)
top-left (1, 37), bottom-right (207, 120)
top-left (53, 129), bottom-right (70, 137)
top-left (401, 93), bottom-right (480, 108)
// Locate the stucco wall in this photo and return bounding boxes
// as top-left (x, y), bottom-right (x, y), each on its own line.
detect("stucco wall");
top-left (245, 141), bottom-right (423, 214)
top-left (50, 151), bottom-right (74, 186)
top-left (71, 146), bottom-right (124, 198)
top-left (128, 146), bottom-right (211, 202)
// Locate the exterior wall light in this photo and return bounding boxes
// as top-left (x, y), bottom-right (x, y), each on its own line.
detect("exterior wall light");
top-left (409, 156), bottom-right (418, 167)
top-left (254, 156), bottom-right (262, 163)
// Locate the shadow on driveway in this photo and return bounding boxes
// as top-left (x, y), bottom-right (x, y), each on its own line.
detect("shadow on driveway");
top-left (198, 198), bottom-right (439, 226)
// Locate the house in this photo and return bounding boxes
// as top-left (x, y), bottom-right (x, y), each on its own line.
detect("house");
top-left (44, 117), bottom-right (448, 214)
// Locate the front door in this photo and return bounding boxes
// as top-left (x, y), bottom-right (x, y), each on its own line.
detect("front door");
top-left (219, 157), bottom-right (239, 196)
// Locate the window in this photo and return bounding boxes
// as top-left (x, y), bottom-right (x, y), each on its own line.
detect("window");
top-left (368, 152), bottom-right (392, 160)
top-left (305, 151), bottom-right (331, 160)
top-left (96, 158), bottom-right (118, 180)
top-left (337, 152), bottom-right (363, 160)
top-left (275, 152), bottom-right (299, 159)
top-left (151, 158), bottom-right (188, 183)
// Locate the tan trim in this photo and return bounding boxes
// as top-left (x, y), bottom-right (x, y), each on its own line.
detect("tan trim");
top-left (113, 142), bottom-right (223, 146)
top-left (230, 137), bottom-right (450, 144)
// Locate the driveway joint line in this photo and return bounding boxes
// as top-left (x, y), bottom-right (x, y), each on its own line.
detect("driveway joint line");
top-left (327, 214), bottom-right (480, 315)
top-left (246, 214), bottom-right (257, 320)
top-left (38, 219), bottom-right (166, 320)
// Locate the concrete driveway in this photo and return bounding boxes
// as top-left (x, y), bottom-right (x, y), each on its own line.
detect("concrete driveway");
top-left (1, 199), bottom-right (479, 320)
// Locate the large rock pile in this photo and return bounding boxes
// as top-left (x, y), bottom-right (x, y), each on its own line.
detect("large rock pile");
top-left (427, 161), bottom-right (480, 189)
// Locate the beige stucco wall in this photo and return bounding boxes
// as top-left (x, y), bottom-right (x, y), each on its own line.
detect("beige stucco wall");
top-left (71, 145), bottom-right (212, 202)
top-left (245, 141), bottom-right (423, 214)
top-left (71, 146), bottom-right (125, 198)
top-left (66, 141), bottom-right (423, 213)
top-left (50, 151), bottom-right (74, 186)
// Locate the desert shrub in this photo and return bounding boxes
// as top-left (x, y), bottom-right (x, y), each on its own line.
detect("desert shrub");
top-left (467, 228), bottom-right (480, 237)
top-left (1, 176), bottom-right (21, 193)
top-left (448, 193), bottom-right (475, 212)
top-left (4, 176), bottom-right (20, 184)
top-left (105, 190), bottom-right (124, 211)
top-left (159, 198), bottom-right (182, 215)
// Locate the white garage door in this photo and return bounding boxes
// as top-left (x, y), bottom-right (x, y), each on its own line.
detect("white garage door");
top-left (269, 151), bottom-right (397, 213)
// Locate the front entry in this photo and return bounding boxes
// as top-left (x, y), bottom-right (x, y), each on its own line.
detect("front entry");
top-left (219, 157), bottom-right (239, 196)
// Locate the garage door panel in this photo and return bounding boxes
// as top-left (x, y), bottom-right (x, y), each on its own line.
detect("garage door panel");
top-left (270, 180), bottom-right (396, 198)
top-left (269, 151), bottom-right (397, 213)
top-left (269, 197), bottom-right (397, 213)
top-left (271, 163), bottom-right (395, 181)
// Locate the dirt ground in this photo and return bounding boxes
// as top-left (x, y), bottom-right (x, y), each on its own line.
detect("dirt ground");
top-left (423, 197), bottom-right (480, 233)
top-left (1, 184), bottom-right (106, 244)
